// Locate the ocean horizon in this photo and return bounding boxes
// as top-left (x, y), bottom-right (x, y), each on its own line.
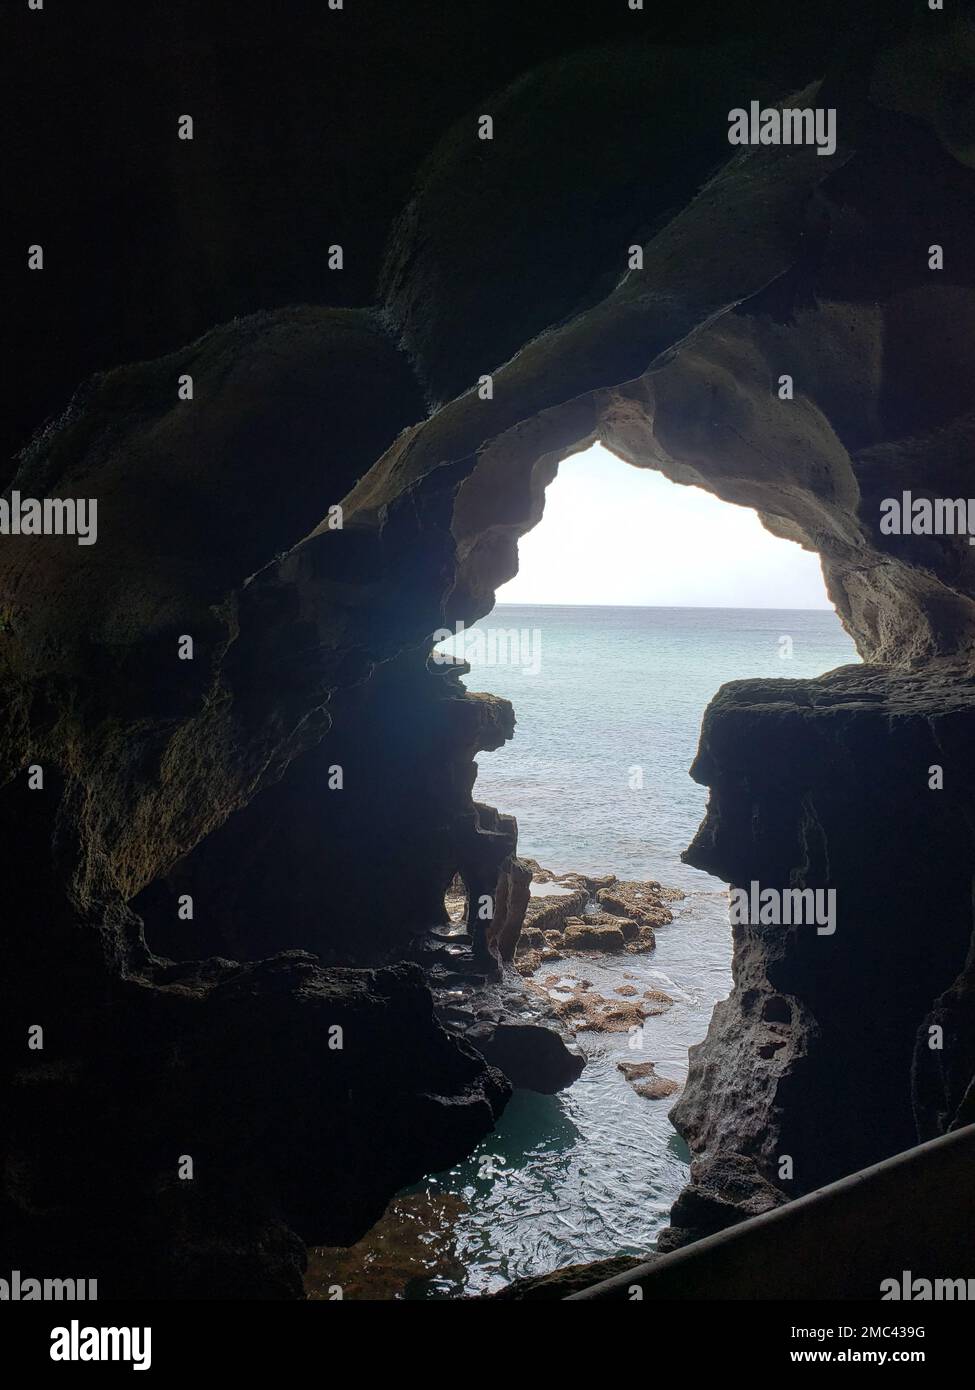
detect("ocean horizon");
top-left (440, 601), bottom-right (859, 887)
top-left (491, 600), bottom-right (836, 609)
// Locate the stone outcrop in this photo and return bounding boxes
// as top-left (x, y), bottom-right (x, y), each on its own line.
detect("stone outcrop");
top-left (563, 921), bottom-right (627, 953)
top-left (656, 1154), bottom-right (791, 1253)
top-left (597, 882), bottom-right (680, 928)
top-left (665, 667), bottom-right (975, 1243)
top-left (134, 650), bottom-right (520, 968)
top-left (408, 925), bottom-right (586, 1094)
top-left (0, 309), bottom-right (516, 1292)
top-left (515, 866), bottom-right (678, 966)
top-left (2, 937), bottom-right (509, 1298)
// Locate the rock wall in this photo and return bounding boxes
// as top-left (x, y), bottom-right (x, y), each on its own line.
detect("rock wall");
top-left (135, 648), bottom-right (519, 967)
top-left (664, 668), bottom-right (975, 1245)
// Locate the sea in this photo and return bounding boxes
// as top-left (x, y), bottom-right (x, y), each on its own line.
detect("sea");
top-left (309, 605), bottom-right (861, 1299)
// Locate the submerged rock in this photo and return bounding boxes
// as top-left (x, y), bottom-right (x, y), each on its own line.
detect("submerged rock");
top-left (618, 1060), bottom-right (682, 1100)
top-left (625, 926), bottom-right (658, 955)
top-left (306, 1191), bottom-right (470, 1301)
top-left (534, 979), bottom-right (672, 1034)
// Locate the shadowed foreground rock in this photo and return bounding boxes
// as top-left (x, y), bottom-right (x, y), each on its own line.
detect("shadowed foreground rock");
top-left (663, 667), bottom-right (975, 1245)
top-left (2, 937), bottom-right (508, 1298)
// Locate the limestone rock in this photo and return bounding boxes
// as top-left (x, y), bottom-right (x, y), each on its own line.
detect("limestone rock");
top-left (516, 950), bottom-right (544, 978)
top-left (562, 922), bottom-right (626, 953)
top-left (626, 927), bottom-right (658, 955)
top-left (516, 926), bottom-right (548, 952)
top-left (523, 887), bottom-right (591, 935)
top-left (596, 882), bottom-right (675, 930)
top-left (618, 1061), bottom-right (681, 1100)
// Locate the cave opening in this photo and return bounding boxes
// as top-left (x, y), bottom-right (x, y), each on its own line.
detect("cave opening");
top-left (306, 441), bottom-right (861, 1299)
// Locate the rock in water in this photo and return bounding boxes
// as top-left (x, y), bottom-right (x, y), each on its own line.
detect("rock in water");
top-left (618, 1059), bottom-right (681, 1099)
top-left (562, 921), bottom-right (626, 953)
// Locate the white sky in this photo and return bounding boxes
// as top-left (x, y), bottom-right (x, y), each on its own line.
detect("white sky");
top-left (495, 443), bottom-right (831, 609)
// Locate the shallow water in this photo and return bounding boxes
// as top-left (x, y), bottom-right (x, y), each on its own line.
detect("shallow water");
top-left (407, 606), bottom-right (859, 1296)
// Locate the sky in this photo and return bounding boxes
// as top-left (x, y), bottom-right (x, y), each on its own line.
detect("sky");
top-left (495, 443), bottom-right (832, 609)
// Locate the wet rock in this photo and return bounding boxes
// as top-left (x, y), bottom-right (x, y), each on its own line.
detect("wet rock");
top-left (625, 926), bottom-right (658, 954)
top-left (515, 950), bottom-right (544, 978)
top-left (597, 882), bottom-right (676, 929)
top-left (516, 925), bottom-right (548, 952)
top-left (634, 1077), bottom-right (680, 1100)
top-left (533, 979), bottom-right (665, 1036)
top-left (562, 922), bottom-right (626, 953)
top-left (523, 887), bottom-right (591, 934)
top-left (575, 1000), bottom-right (652, 1034)
top-left (306, 1191), bottom-right (470, 1301)
top-left (619, 1060), bottom-right (661, 1081)
top-left (506, 863), bottom-right (682, 963)
top-left (643, 989), bottom-right (676, 1012)
top-left (613, 916), bottom-right (641, 941)
top-left (2, 948), bottom-right (510, 1297)
top-left (618, 1061), bottom-right (681, 1100)
top-left (463, 1020), bottom-right (586, 1094)
top-left (656, 1154), bottom-right (789, 1252)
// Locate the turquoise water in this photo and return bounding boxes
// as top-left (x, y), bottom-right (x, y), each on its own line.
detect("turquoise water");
top-left (416, 605), bottom-right (859, 1296)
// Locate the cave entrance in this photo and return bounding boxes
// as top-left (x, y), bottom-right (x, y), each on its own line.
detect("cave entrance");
top-left (453, 441), bottom-right (855, 880)
top-left (418, 440), bottom-right (860, 1295)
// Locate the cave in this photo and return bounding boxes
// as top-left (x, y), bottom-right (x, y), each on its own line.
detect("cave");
top-left (5, 0), bottom-right (975, 1326)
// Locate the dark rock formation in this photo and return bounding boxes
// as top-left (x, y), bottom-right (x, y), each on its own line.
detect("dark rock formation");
top-left (2, 936), bottom-right (509, 1298)
top-left (460, 1020), bottom-right (585, 1095)
top-left (489, 1254), bottom-right (653, 1301)
top-left (134, 649), bottom-right (519, 967)
top-left (657, 1155), bottom-right (790, 1254)
top-left (1, 308), bottom-right (514, 1293)
top-left (408, 926), bottom-right (586, 1094)
top-left (665, 667), bottom-right (975, 1243)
